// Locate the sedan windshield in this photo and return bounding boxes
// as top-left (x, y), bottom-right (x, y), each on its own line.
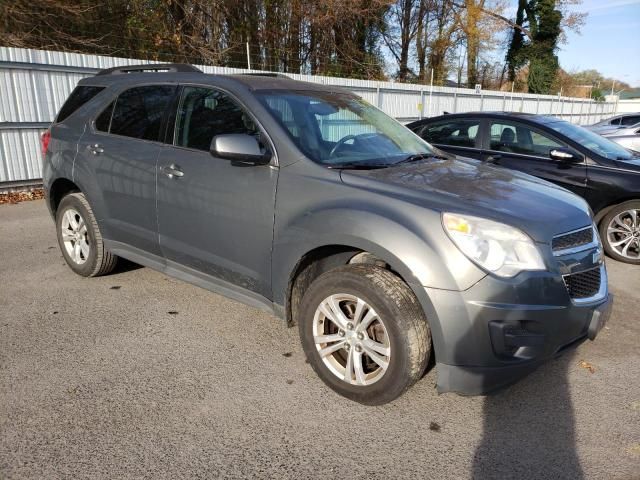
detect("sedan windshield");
top-left (257, 90), bottom-right (435, 166)
top-left (548, 120), bottom-right (635, 160)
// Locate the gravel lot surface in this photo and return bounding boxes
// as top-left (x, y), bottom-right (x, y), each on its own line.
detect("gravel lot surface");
top-left (1, 200), bottom-right (639, 479)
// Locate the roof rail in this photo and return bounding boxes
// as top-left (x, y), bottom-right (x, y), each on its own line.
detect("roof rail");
top-left (96, 63), bottom-right (202, 76)
top-left (239, 72), bottom-right (290, 78)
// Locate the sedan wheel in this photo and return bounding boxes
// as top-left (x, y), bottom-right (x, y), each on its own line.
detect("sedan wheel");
top-left (600, 201), bottom-right (640, 264)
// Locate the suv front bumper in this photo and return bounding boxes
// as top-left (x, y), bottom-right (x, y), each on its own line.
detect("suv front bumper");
top-left (424, 265), bottom-right (611, 395)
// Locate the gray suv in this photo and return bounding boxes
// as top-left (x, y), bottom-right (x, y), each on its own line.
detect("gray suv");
top-left (43, 64), bottom-right (611, 405)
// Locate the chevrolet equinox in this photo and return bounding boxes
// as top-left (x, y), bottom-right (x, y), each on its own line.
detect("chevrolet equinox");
top-left (42, 64), bottom-right (612, 405)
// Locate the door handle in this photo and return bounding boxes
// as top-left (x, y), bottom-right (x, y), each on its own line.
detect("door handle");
top-left (486, 154), bottom-right (502, 164)
top-left (162, 164), bottom-right (184, 179)
top-left (88, 143), bottom-right (104, 155)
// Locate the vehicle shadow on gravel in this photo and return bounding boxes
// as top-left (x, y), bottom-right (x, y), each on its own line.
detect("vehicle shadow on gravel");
top-left (110, 258), bottom-right (144, 275)
top-left (471, 351), bottom-right (583, 479)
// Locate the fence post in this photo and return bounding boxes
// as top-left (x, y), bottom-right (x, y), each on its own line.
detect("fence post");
top-left (536, 97), bottom-right (540, 114)
top-left (428, 68), bottom-right (434, 117)
top-left (453, 91), bottom-right (458, 113)
top-left (420, 89), bottom-right (425, 120)
top-left (479, 92), bottom-right (484, 111)
top-left (502, 93), bottom-right (506, 111)
top-left (569, 99), bottom-right (575, 123)
top-left (376, 86), bottom-right (381, 108)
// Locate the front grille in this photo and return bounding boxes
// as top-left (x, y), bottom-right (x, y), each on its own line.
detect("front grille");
top-left (563, 267), bottom-right (601, 299)
top-left (552, 227), bottom-right (593, 252)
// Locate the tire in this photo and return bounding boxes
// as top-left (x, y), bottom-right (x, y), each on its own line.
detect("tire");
top-left (56, 192), bottom-right (118, 277)
top-left (599, 201), bottom-right (640, 264)
top-left (298, 264), bottom-right (431, 405)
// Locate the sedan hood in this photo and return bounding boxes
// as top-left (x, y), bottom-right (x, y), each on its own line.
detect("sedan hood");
top-left (340, 157), bottom-right (592, 243)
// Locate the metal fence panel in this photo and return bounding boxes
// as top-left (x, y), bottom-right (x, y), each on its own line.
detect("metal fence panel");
top-left (0, 46), bottom-right (621, 185)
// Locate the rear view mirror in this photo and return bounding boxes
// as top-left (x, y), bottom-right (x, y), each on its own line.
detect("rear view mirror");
top-left (549, 148), bottom-right (584, 163)
top-left (210, 134), bottom-right (271, 165)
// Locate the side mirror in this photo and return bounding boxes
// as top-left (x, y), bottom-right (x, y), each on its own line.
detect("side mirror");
top-left (549, 147), bottom-right (584, 163)
top-left (210, 134), bottom-right (271, 165)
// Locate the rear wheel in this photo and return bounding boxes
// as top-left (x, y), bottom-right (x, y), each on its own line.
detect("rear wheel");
top-left (298, 264), bottom-right (431, 405)
top-left (600, 201), bottom-right (640, 264)
top-left (56, 193), bottom-right (118, 276)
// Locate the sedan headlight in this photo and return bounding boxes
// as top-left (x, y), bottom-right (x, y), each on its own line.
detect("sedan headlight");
top-left (442, 213), bottom-right (545, 278)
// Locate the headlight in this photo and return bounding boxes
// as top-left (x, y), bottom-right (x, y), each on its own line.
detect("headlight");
top-left (442, 213), bottom-right (545, 278)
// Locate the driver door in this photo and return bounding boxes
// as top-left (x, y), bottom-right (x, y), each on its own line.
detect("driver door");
top-left (156, 85), bottom-right (278, 299)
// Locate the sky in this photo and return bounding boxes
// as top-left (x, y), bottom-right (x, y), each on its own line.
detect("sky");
top-left (558, 0), bottom-right (640, 88)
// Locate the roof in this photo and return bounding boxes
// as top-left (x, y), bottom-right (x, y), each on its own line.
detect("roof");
top-left (79, 65), bottom-right (350, 93)
top-left (408, 111), bottom-right (564, 126)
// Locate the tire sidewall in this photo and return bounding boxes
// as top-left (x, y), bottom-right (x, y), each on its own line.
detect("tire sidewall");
top-left (56, 194), bottom-right (99, 276)
top-left (298, 266), bottom-right (427, 405)
top-left (599, 201), bottom-right (640, 265)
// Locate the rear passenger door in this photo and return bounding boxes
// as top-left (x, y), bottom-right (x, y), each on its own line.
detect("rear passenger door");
top-left (415, 118), bottom-right (483, 159)
top-left (481, 119), bottom-right (587, 197)
top-left (76, 84), bottom-right (176, 257)
top-left (156, 85), bottom-right (278, 300)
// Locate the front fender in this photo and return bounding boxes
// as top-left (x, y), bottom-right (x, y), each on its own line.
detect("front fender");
top-left (273, 205), bottom-right (484, 299)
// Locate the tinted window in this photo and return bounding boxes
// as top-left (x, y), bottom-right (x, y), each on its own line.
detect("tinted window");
top-left (621, 115), bottom-right (640, 126)
top-left (610, 118), bottom-right (621, 126)
top-left (110, 85), bottom-right (175, 141)
top-left (490, 121), bottom-right (563, 157)
top-left (420, 119), bottom-right (480, 148)
top-left (174, 87), bottom-right (258, 151)
top-left (56, 86), bottom-right (105, 123)
top-left (95, 101), bottom-right (114, 132)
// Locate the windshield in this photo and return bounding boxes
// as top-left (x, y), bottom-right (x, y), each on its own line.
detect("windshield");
top-left (257, 90), bottom-right (435, 166)
top-left (548, 121), bottom-right (635, 160)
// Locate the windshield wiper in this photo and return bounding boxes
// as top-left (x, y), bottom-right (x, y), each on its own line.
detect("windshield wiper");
top-left (393, 153), bottom-right (449, 165)
top-left (326, 161), bottom-right (391, 170)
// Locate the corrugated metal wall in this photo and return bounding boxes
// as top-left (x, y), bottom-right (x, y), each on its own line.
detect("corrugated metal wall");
top-left (0, 47), bottom-right (618, 185)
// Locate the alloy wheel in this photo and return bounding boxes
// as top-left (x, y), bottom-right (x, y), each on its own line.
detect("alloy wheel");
top-left (313, 294), bottom-right (391, 386)
top-left (61, 208), bottom-right (90, 265)
top-left (606, 209), bottom-right (640, 260)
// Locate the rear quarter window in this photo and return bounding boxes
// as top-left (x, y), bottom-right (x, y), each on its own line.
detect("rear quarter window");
top-left (56, 86), bottom-right (105, 123)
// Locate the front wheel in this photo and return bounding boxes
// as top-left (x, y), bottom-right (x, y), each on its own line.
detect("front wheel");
top-left (298, 264), bottom-right (431, 405)
top-left (599, 201), bottom-right (640, 264)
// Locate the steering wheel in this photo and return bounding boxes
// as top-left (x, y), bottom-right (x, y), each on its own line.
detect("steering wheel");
top-left (329, 134), bottom-right (357, 158)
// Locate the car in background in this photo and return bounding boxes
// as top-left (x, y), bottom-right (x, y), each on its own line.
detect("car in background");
top-left (587, 113), bottom-right (640, 134)
top-left (601, 122), bottom-right (640, 154)
top-left (407, 112), bottom-right (640, 264)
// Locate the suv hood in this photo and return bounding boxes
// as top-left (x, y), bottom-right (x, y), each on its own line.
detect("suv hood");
top-left (339, 157), bottom-right (591, 243)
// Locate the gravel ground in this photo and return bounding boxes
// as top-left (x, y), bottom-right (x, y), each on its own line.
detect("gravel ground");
top-left (1, 199), bottom-right (639, 479)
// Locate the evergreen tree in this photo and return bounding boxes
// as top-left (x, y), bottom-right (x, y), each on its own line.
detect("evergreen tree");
top-left (504, 0), bottom-right (562, 94)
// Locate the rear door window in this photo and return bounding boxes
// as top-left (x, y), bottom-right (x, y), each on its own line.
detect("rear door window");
top-left (109, 85), bottom-right (176, 141)
top-left (489, 121), bottom-right (565, 157)
top-left (621, 116), bottom-right (640, 126)
top-left (419, 119), bottom-right (480, 148)
top-left (56, 86), bottom-right (105, 123)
